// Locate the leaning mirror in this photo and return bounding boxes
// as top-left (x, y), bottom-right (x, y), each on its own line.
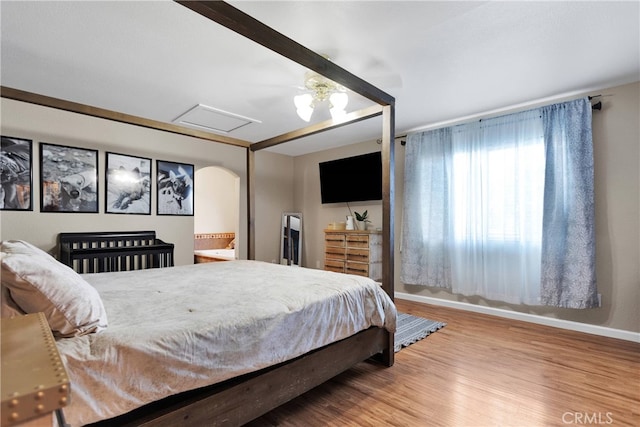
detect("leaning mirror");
top-left (281, 212), bottom-right (302, 266)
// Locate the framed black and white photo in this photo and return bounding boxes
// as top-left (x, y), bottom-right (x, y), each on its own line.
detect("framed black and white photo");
top-left (156, 160), bottom-right (194, 216)
top-left (0, 136), bottom-right (33, 211)
top-left (40, 142), bottom-right (98, 213)
top-left (105, 152), bottom-right (152, 215)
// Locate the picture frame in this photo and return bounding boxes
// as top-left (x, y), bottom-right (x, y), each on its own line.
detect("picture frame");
top-left (0, 136), bottom-right (33, 211)
top-left (40, 142), bottom-right (99, 213)
top-left (105, 152), bottom-right (152, 215)
top-left (156, 160), bottom-right (194, 216)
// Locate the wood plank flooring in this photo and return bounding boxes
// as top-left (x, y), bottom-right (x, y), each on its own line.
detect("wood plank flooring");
top-left (246, 299), bottom-right (640, 427)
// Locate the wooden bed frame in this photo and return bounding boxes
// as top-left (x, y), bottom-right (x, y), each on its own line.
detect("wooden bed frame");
top-left (89, 328), bottom-right (390, 426)
top-left (4, 2), bottom-right (396, 425)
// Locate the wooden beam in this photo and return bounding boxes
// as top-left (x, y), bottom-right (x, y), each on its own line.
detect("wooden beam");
top-left (250, 105), bottom-right (383, 152)
top-left (0, 86), bottom-right (251, 149)
top-left (175, 1), bottom-right (395, 107)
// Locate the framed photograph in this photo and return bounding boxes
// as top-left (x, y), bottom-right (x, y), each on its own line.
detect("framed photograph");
top-left (156, 160), bottom-right (194, 216)
top-left (0, 136), bottom-right (33, 211)
top-left (105, 152), bottom-right (152, 214)
top-left (40, 142), bottom-right (98, 213)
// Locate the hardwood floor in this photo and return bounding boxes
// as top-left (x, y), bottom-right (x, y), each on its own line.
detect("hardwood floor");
top-left (247, 299), bottom-right (640, 427)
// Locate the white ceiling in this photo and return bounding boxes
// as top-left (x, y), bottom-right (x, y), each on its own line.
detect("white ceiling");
top-left (1, 1), bottom-right (638, 157)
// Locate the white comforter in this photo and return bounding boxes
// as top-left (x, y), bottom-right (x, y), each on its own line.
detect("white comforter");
top-left (56, 260), bottom-right (396, 426)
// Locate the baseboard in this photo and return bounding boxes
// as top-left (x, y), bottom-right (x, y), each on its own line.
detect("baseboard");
top-left (396, 292), bottom-right (640, 343)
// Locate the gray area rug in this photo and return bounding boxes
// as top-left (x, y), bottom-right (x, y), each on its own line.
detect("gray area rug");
top-left (394, 312), bottom-right (446, 352)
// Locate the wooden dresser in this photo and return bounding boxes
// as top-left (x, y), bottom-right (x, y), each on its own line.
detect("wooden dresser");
top-left (324, 230), bottom-right (382, 281)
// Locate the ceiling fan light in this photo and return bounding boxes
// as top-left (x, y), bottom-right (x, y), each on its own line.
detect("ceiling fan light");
top-left (329, 92), bottom-right (348, 120)
top-left (294, 93), bottom-right (313, 109)
top-left (294, 94), bottom-right (314, 122)
top-left (297, 107), bottom-right (313, 122)
top-left (329, 92), bottom-right (348, 110)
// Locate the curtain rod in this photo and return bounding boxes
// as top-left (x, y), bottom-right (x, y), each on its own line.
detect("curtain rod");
top-left (404, 92), bottom-right (612, 136)
top-left (377, 135), bottom-right (407, 146)
top-left (589, 94), bottom-right (614, 111)
top-left (380, 94), bottom-right (609, 147)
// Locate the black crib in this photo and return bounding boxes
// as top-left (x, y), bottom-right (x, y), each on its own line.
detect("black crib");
top-left (58, 231), bottom-right (174, 274)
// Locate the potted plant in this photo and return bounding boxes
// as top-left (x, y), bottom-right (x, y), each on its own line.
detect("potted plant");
top-left (354, 210), bottom-right (371, 230)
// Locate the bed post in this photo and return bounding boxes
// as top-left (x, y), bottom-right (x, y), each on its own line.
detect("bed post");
top-left (381, 104), bottom-right (395, 367)
top-left (247, 148), bottom-right (255, 260)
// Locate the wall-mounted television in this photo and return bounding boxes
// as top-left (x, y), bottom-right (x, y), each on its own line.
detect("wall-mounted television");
top-left (319, 152), bottom-right (382, 204)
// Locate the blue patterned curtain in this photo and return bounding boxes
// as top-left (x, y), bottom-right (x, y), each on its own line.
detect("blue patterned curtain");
top-left (401, 128), bottom-right (452, 289)
top-left (540, 98), bottom-right (598, 308)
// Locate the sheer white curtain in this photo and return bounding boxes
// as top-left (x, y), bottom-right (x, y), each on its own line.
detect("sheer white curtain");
top-left (401, 109), bottom-right (545, 304)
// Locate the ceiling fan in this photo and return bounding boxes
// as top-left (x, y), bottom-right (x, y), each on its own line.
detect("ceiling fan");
top-left (291, 52), bottom-right (403, 122)
top-left (293, 67), bottom-right (348, 122)
top-left (244, 52), bottom-right (401, 122)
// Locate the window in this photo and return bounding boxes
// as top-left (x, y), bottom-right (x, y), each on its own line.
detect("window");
top-left (401, 109), bottom-right (546, 304)
top-left (401, 98), bottom-right (597, 308)
top-left (451, 140), bottom-right (545, 244)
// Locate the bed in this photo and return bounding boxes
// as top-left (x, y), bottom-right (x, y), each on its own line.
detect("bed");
top-left (1, 2), bottom-right (397, 426)
top-left (1, 240), bottom-right (396, 426)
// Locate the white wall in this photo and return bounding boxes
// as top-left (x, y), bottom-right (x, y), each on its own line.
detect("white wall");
top-left (194, 166), bottom-right (239, 234)
top-left (254, 150), bottom-right (295, 264)
top-left (590, 81), bottom-right (640, 333)
top-left (295, 81), bottom-right (640, 333)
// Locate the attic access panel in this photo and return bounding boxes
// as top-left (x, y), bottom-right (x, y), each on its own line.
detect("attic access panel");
top-left (173, 104), bottom-right (261, 134)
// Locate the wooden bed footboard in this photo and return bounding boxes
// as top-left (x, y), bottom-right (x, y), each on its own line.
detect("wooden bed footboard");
top-left (58, 231), bottom-right (174, 273)
top-left (88, 327), bottom-right (392, 427)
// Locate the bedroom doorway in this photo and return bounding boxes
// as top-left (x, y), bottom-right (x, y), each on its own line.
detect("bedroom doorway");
top-left (194, 166), bottom-right (240, 260)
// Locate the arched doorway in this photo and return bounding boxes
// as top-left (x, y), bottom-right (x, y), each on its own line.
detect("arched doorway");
top-left (193, 166), bottom-right (240, 260)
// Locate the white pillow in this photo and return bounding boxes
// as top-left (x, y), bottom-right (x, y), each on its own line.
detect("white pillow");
top-left (1, 240), bottom-right (108, 337)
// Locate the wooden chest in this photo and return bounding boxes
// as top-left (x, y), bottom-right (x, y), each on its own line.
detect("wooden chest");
top-left (324, 230), bottom-right (382, 281)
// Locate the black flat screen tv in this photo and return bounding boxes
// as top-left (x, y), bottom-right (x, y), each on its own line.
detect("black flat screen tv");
top-left (319, 152), bottom-right (382, 204)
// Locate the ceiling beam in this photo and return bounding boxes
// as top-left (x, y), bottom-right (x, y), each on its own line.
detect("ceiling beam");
top-left (0, 86), bottom-right (251, 149)
top-left (250, 105), bottom-right (383, 152)
top-left (176, 1), bottom-right (395, 107)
